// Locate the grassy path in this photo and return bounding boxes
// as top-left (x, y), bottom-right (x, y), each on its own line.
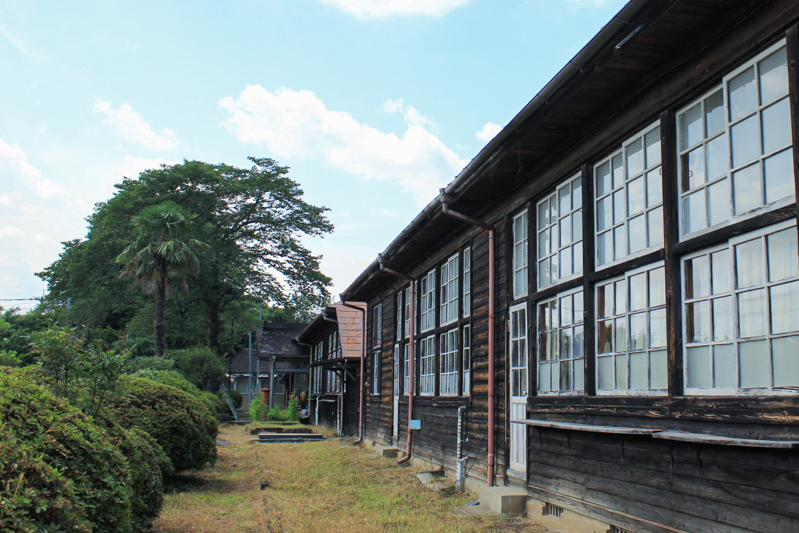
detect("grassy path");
top-left (151, 423), bottom-right (547, 533)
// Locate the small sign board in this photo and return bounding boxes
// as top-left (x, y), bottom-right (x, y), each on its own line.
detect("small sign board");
top-left (409, 419), bottom-right (422, 430)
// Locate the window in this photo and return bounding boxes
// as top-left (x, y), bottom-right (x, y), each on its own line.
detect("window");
top-left (393, 343), bottom-right (401, 396)
top-left (462, 325), bottom-right (471, 395)
top-left (419, 335), bottom-right (436, 395)
top-left (596, 262), bottom-right (668, 393)
top-left (538, 288), bottom-right (585, 394)
top-left (326, 331), bottom-right (342, 393)
top-left (683, 220), bottom-right (799, 393)
top-left (463, 247), bottom-right (471, 317)
top-left (404, 285), bottom-right (411, 339)
top-left (537, 174), bottom-right (583, 288)
top-left (372, 349), bottom-right (380, 395)
top-left (512, 210), bottom-right (529, 299)
top-left (678, 41), bottom-right (793, 236)
top-left (440, 329), bottom-right (458, 396)
top-left (396, 291), bottom-right (403, 340)
top-left (312, 342), bottom-right (322, 394)
top-left (510, 304), bottom-right (529, 397)
top-left (420, 269), bottom-right (436, 332)
top-left (403, 343), bottom-right (410, 395)
top-left (440, 254), bottom-right (459, 326)
top-left (595, 123), bottom-right (664, 267)
top-left (372, 303), bottom-right (382, 347)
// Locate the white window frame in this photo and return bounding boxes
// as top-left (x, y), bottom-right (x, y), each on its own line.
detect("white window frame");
top-left (404, 285), bottom-right (411, 340)
top-left (372, 303), bottom-right (382, 348)
top-left (509, 302), bottom-right (529, 397)
top-left (512, 210), bottom-right (529, 300)
top-left (403, 343), bottom-right (410, 396)
top-left (440, 253), bottom-right (460, 326)
top-left (537, 173), bottom-right (583, 289)
top-left (372, 349), bottom-right (380, 395)
top-left (463, 247), bottom-right (471, 317)
top-left (595, 261), bottom-right (668, 395)
top-left (440, 328), bottom-right (458, 396)
top-left (677, 40), bottom-right (794, 239)
top-left (537, 287), bottom-right (585, 395)
top-left (420, 269), bottom-right (436, 332)
top-left (419, 335), bottom-right (436, 396)
top-left (393, 343), bottom-right (401, 397)
top-left (462, 325), bottom-right (471, 396)
top-left (396, 291), bottom-right (403, 340)
top-left (682, 219), bottom-right (799, 395)
top-left (326, 331), bottom-right (342, 394)
top-left (312, 342), bottom-right (323, 395)
top-left (595, 122), bottom-right (664, 269)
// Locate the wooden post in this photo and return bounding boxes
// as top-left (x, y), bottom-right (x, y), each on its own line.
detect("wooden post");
top-left (581, 163), bottom-right (596, 396)
top-left (660, 110), bottom-right (683, 397)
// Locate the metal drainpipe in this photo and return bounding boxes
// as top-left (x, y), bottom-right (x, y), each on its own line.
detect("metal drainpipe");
top-left (439, 189), bottom-right (496, 487)
top-left (457, 405), bottom-right (467, 492)
top-left (377, 254), bottom-right (415, 465)
top-left (340, 297), bottom-right (366, 445)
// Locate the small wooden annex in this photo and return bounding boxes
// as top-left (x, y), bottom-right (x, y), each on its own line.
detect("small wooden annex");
top-left (331, 1), bottom-right (799, 532)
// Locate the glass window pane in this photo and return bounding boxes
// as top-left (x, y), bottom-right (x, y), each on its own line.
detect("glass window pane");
top-left (574, 290), bottom-right (584, 319)
top-left (629, 273), bottom-right (647, 311)
top-left (683, 190), bottom-right (707, 235)
top-left (735, 238), bottom-right (764, 288)
top-left (707, 179), bottom-right (729, 227)
top-left (538, 258), bottom-right (549, 288)
top-left (711, 249), bottom-right (731, 294)
top-left (615, 280), bottom-right (627, 315)
top-left (539, 362), bottom-right (551, 392)
top-left (573, 243), bottom-right (583, 275)
top-left (767, 228), bottom-right (798, 282)
top-left (731, 115), bottom-right (761, 169)
top-left (613, 190), bottom-right (625, 225)
top-left (614, 225), bottom-right (626, 261)
top-left (759, 47), bottom-right (788, 105)
top-left (573, 178), bottom-right (582, 208)
top-left (687, 346), bottom-right (711, 388)
top-left (739, 339), bottom-right (769, 388)
top-left (560, 329), bottom-right (572, 360)
top-left (572, 211), bottom-right (583, 241)
top-left (598, 356), bottom-right (614, 389)
top-left (770, 281), bottom-right (799, 335)
top-left (559, 186), bottom-right (570, 217)
top-left (560, 215), bottom-right (571, 247)
top-left (650, 308), bottom-right (667, 348)
top-left (686, 300), bottom-right (711, 343)
top-left (713, 344), bottom-right (736, 389)
top-left (612, 155), bottom-right (624, 190)
top-left (646, 169), bottom-right (662, 207)
top-left (680, 103), bottom-right (702, 151)
top-left (684, 146), bottom-right (706, 190)
top-left (598, 320), bottom-right (613, 353)
top-left (773, 336), bottom-right (799, 387)
top-left (538, 228), bottom-right (550, 257)
top-left (630, 313), bottom-right (647, 350)
top-left (559, 247), bottom-right (573, 278)
top-left (713, 296), bottom-right (733, 342)
top-left (596, 162), bottom-right (611, 197)
top-left (648, 207), bottom-right (664, 247)
top-left (575, 360), bottom-right (585, 391)
top-left (597, 231), bottom-right (610, 266)
top-left (628, 177), bottom-right (646, 216)
top-left (574, 325), bottom-right (584, 356)
top-left (729, 66), bottom-right (757, 122)
top-left (705, 90), bottom-right (725, 137)
top-left (538, 199), bottom-right (549, 230)
top-left (598, 283), bottom-right (612, 318)
top-left (686, 254), bottom-right (710, 299)
top-left (764, 148), bottom-right (795, 205)
top-left (630, 352), bottom-right (648, 389)
top-left (650, 350), bottom-right (668, 390)
top-left (615, 318), bottom-right (627, 352)
top-left (629, 215), bottom-right (647, 254)
top-left (762, 98), bottom-right (791, 154)
top-left (733, 163), bottom-right (763, 215)
top-left (627, 138), bottom-right (644, 178)
top-left (560, 295), bottom-right (573, 327)
top-left (616, 353), bottom-right (628, 389)
top-left (706, 134), bottom-right (728, 181)
top-left (649, 267), bottom-right (666, 307)
top-left (645, 128), bottom-right (661, 168)
top-left (738, 288), bottom-right (767, 338)
top-left (560, 360), bottom-right (571, 391)
top-left (597, 197), bottom-right (611, 231)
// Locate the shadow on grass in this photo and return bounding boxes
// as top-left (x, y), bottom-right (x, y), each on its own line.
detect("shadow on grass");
top-left (163, 473), bottom-right (240, 495)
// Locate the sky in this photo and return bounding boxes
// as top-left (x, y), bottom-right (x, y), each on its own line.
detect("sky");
top-left (0, 0), bottom-right (628, 312)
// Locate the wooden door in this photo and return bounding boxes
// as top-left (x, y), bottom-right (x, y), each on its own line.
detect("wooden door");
top-left (509, 303), bottom-right (529, 473)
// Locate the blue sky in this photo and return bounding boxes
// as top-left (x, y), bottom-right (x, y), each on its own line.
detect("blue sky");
top-left (0, 0), bottom-right (627, 312)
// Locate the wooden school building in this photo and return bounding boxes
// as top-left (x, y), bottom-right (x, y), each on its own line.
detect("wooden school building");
top-left (319, 1), bottom-right (799, 531)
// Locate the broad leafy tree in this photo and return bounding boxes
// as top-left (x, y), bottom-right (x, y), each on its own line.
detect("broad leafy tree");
top-left (117, 201), bottom-right (207, 356)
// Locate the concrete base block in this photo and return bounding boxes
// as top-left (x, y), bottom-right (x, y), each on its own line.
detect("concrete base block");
top-left (454, 504), bottom-right (499, 516)
top-left (526, 495), bottom-right (611, 533)
top-left (478, 486), bottom-right (528, 517)
top-left (375, 445), bottom-right (400, 458)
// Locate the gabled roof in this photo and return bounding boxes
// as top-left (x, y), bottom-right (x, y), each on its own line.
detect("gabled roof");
top-left (298, 302), bottom-right (367, 359)
top-left (341, 0), bottom-right (773, 301)
top-left (228, 322), bottom-right (309, 373)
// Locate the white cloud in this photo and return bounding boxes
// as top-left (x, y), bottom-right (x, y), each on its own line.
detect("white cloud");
top-left (318, 0), bottom-right (470, 19)
top-left (383, 98), bottom-right (436, 130)
top-left (0, 139), bottom-right (65, 199)
top-left (94, 99), bottom-right (179, 151)
top-left (220, 86), bottom-right (467, 205)
top-left (475, 122), bottom-right (502, 143)
top-left (115, 154), bottom-right (177, 181)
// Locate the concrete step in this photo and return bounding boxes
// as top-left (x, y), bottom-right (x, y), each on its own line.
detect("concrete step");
top-left (417, 471), bottom-right (450, 491)
top-left (478, 486), bottom-right (528, 517)
top-left (454, 504), bottom-right (499, 516)
top-left (375, 445), bottom-right (400, 458)
top-left (255, 432), bottom-right (324, 443)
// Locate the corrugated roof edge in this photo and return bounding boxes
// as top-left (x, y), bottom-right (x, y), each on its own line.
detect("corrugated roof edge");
top-left (341, 0), bottom-right (652, 301)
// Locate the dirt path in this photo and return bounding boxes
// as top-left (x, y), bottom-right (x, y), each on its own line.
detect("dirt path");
top-left (151, 423), bottom-right (547, 533)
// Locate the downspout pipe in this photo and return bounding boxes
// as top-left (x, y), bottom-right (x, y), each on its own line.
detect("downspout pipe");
top-left (377, 253), bottom-right (415, 465)
top-left (439, 190), bottom-right (496, 487)
top-left (340, 296), bottom-right (367, 445)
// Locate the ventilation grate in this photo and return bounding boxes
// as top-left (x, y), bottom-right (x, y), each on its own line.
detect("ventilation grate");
top-left (543, 502), bottom-right (564, 518)
top-left (609, 526), bottom-right (634, 533)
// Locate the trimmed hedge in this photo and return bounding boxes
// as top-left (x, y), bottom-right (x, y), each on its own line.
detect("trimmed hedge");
top-left (0, 368), bottom-right (133, 532)
top-left (113, 376), bottom-right (218, 473)
top-left (132, 369), bottom-right (225, 416)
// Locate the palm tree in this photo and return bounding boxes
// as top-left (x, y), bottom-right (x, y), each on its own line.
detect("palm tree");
top-left (117, 201), bottom-right (208, 356)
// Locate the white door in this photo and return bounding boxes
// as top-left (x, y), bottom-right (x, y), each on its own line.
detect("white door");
top-left (393, 343), bottom-right (401, 444)
top-left (509, 303), bottom-right (529, 473)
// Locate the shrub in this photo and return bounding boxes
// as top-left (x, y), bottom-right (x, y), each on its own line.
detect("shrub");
top-left (128, 355), bottom-right (176, 372)
top-left (228, 388), bottom-right (243, 408)
top-left (249, 394), bottom-right (269, 421)
top-left (133, 369), bottom-right (222, 418)
top-left (113, 375), bottom-right (218, 473)
top-left (170, 346), bottom-right (225, 390)
top-left (0, 368), bottom-right (134, 532)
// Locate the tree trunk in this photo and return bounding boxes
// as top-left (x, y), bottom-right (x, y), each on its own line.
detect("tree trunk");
top-left (154, 260), bottom-right (168, 357)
